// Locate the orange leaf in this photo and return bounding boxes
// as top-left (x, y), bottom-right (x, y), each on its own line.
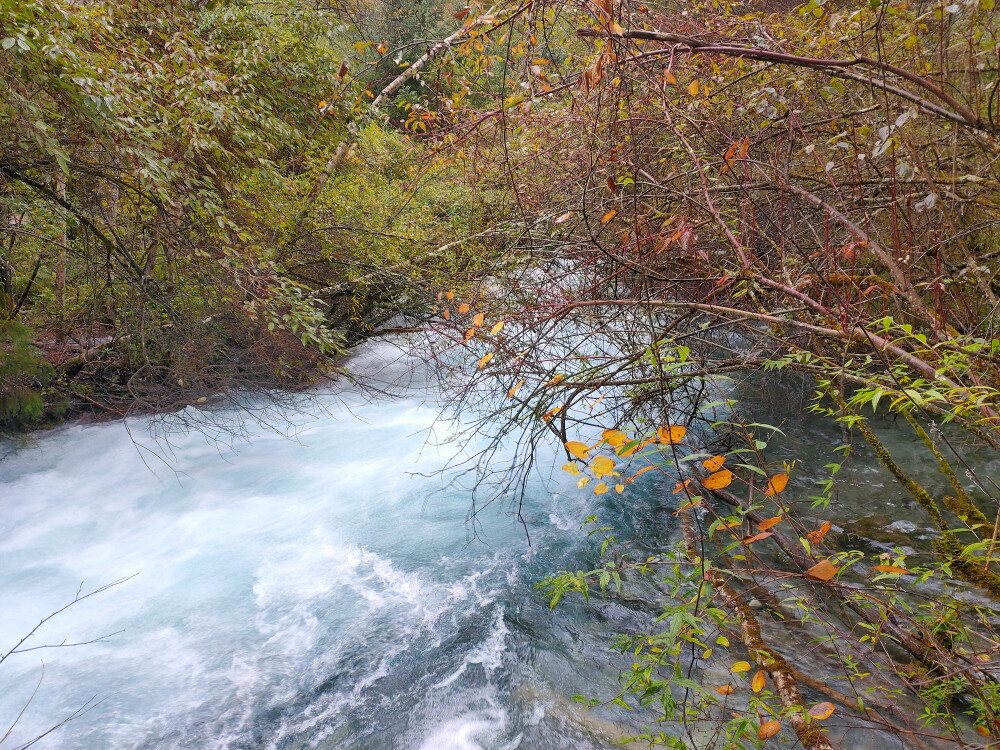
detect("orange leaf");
top-left (757, 515), bottom-right (783, 531)
top-left (757, 720), bottom-right (781, 740)
top-left (687, 79), bottom-right (699, 96)
top-left (508, 379), bottom-right (525, 398)
top-left (601, 210), bottom-right (617, 224)
top-left (873, 565), bottom-right (911, 575)
top-left (673, 478), bottom-right (692, 494)
top-left (565, 441), bottom-right (590, 459)
top-left (601, 429), bottom-right (628, 447)
top-left (464, 327), bottom-right (476, 342)
top-left (657, 425), bottom-right (686, 444)
top-left (473, 312), bottom-right (485, 327)
top-left (743, 531), bottom-right (773, 545)
top-left (702, 469), bottom-right (733, 490)
top-left (458, 302), bottom-right (471, 314)
top-left (673, 499), bottom-right (703, 515)
top-left (805, 559), bottom-right (839, 582)
top-left (703, 455), bottom-right (726, 472)
top-left (490, 320), bottom-right (505, 335)
top-left (445, 290), bottom-right (455, 301)
top-left (715, 684), bottom-right (735, 695)
top-left (477, 352), bottom-right (494, 369)
top-left (808, 702), bottom-right (835, 720)
top-left (442, 308), bottom-right (450, 320)
top-left (807, 520), bottom-right (832, 545)
top-left (454, 7), bottom-right (470, 19)
top-left (765, 473), bottom-right (789, 496)
top-left (593, 482), bottom-right (609, 495)
top-left (751, 670), bottom-right (766, 693)
top-left (664, 70), bottom-right (677, 84)
top-left (591, 456), bottom-right (616, 477)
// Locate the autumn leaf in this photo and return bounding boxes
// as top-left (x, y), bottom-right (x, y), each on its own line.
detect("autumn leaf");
top-left (562, 463), bottom-right (580, 476)
top-left (673, 478), bottom-right (692, 494)
top-left (715, 684), bottom-right (735, 696)
top-left (601, 210), bottom-right (617, 223)
top-left (664, 70), bottom-right (677, 84)
top-left (757, 515), bottom-right (783, 531)
top-left (490, 320), bottom-right (505, 335)
top-left (673, 499), bottom-right (702, 514)
top-left (807, 702), bottom-right (835, 720)
top-left (757, 720), bottom-right (781, 739)
top-left (594, 482), bottom-right (609, 495)
top-left (703, 455), bottom-right (726, 472)
top-left (464, 327), bottom-right (476, 342)
top-left (542, 406), bottom-right (560, 422)
top-left (565, 441), bottom-right (590, 459)
top-left (805, 559), bottom-right (839, 582)
top-left (473, 312), bottom-right (485, 327)
top-left (687, 79), bottom-right (699, 96)
top-left (743, 531), bottom-right (773, 545)
top-left (615, 483), bottom-right (625, 493)
top-left (591, 456), bottom-right (615, 477)
top-left (458, 302), bottom-right (471, 314)
top-left (446, 290), bottom-right (455, 300)
top-left (702, 469), bottom-right (733, 490)
top-left (808, 520), bottom-right (832, 545)
top-left (765, 473), bottom-right (789, 496)
top-left (629, 465), bottom-right (656, 483)
top-left (873, 565), bottom-right (911, 575)
top-left (601, 429), bottom-right (627, 447)
top-left (454, 7), bottom-right (470, 19)
top-left (731, 661), bottom-right (751, 673)
top-left (508, 379), bottom-right (525, 398)
top-left (577, 476), bottom-right (590, 488)
top-left (477, 352), bottom-right (494, 369)
top-left (555, 212), bottom-right (572, 224)
top-left (442, 308), bottom-right (450, 320)
top-left (751, 670), bottom-right (766, 693)
top-left (337, 60), bottom-right (348, 80)
top-left (547, 374), bottom-right (564, 386)
top-left (657, 425), bottom-right (686, 443)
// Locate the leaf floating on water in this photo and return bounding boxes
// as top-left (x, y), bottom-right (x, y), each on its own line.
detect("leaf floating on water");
top-left (731, 661), bottom-right (751, 673)
top-left (751, 670), bottom-right (766, 693)
top-left (562, 463), bottom-right (580, 476)
top-left (873, 565), bottom-right (911, 575)
top-left (593, 482), bottom-right (609, 495)
top-left (565, 441), bottom-right (590, 460)
top-left (765, 473), bottom-right (789, 496)
top-left (808, 702), bottom-right (835, 720)
top-left (490, 320), bottom-right (505, 335)
top-left (508, 379), bottom-right (525, 398)
top-left (715, 684), bottom-right (735, 696)
top-left (458, 302), bottom-right (471, 314)
top-left (591, 456), bottom-right (616, 477)
top-left (477, 352), bottom-right (494, 369)
top-left (658, 425), bottom-right (686, 444)
top-left (757, 720), bottom-right (781, 739)
top-left (805, 559), bottom-right (839, 582)
top-left (703, 455), bottom-right (726, 472)
top-left (702, 469), bottom-right (733, 490)
top-left (757, 515), bottom-right (783, 531)
top-left (473, 312), bottom-right (485, 327)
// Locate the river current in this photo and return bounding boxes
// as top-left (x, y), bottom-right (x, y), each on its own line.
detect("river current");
top-left (0, 342), bottom-right (656, 750)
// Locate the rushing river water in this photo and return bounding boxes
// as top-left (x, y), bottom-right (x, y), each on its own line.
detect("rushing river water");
top-left (0, 342), bottom-right (665, 750)
top-left (4, 340), bottom-right (999, 750)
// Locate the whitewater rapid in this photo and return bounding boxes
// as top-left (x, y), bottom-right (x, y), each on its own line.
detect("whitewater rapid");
top-left (0, 343), bottom-right (650, 750)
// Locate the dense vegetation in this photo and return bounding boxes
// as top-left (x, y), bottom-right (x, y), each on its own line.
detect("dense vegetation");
top-left (4, 0), bottom-right (1000, 746)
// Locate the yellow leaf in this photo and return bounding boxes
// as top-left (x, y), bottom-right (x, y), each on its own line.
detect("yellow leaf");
top-left (602, 429), bottom-right (628, 447)
top-left (615, 483), bottom-right (625, 494)
top-left (473, 312), bottom-right (485, 327)
top-left (716, 636), bottom-right (729, 647)
top-left (508, 379), bottom-right (525, 398)
top-left (464, 328), bottom-right (476, 342)
top-left (562, 463), bottom-right (580, 476)
top-left (594, 482), bottom-right (609, 495)
top-left (577, 476), bottom-right (590, 488)
top-left (765, 473), bottom-right (789, 496)
top-left (731, 661), bottom-right (751, 673)
top-left (477, 352), bottom-right (494, 369)
top-left (873, 564), bottom-right (911, 575)
top-left (592, 456), bottom-right (616, 477)
top-left (805, 559), bottom-right (839, 582)
top-left (673, 478), bottom-right (692, 494)
top-left (601, 210), bottom-right (617, 224)
top-left (688, 79), bottom-right (699, 96)
top-left (491, 320), bottom-right (505, 335)
top-left (565, 441), bottom-right (590, 459)
top-left (664, 70), bottom-right (677, 84)
top-left (458, 302), bottom-right (471, 314)
top-left (976, 726), bottom-right (990, 736)
top-left (751, 670), bottom-right (766, 693)
top-left (547, 374), bottom-right (564, 386)
top-left (702, 469), bottom-right (733, 490)
top-left (715, 684), bottom-right (735, 696)
top-left (703, 455), bottom-right (726, 472)
top-left (757, 720), bottom-right (780, 739)
top-left (446, 290), bottom-right (455, 300)
top-left (657, 425), bottom-right (686, 443)
top-left (807, 702), bottom-right (835, 720)
top-left (757, 515), bottom-right (783, 531)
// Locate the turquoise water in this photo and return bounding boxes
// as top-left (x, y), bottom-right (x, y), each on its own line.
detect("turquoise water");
top-left (0, 342), bottom-right (670, 750)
